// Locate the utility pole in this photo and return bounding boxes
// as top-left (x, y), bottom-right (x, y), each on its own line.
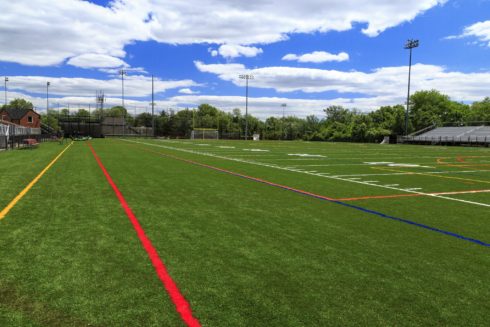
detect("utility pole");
top-left (404, 39), bottom-right (419, 136)
top-left (239, 74), bottom-right (254, 140)
top-left (281, 103), bottom-right (287, 140)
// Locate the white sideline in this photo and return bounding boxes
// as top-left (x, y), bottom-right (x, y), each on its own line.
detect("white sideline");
top-left (124, 139), bottom-right (490, 208)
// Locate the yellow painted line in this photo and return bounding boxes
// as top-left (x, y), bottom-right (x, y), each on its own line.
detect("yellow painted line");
top-left (0, 142), bottom-right (74, 220)
top-left (372, 166), bottom-right (490, 185)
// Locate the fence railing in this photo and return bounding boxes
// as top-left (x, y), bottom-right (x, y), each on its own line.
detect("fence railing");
top-left (1, 122), bottom-right (51, 150)
top-left (402, 135), bottom-right (490, 145)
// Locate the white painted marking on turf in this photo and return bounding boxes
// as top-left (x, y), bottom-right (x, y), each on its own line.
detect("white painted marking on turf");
top-left (243, 149), bottom-right (270, 152)
top-left (388, 163), bottom-right (429, 168)
top-left (365, 162), bottom-right (394, 165)
top-left (218, 146), bottom-right (235, 149)
top-left (125, 140), bottom-right (490, 208)
top-left (288, 153), bottom-right (326, 158)
top-left (333, 169), bottom-right (490, 178)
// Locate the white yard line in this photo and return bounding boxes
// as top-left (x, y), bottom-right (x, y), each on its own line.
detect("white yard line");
top-left (333, 169), bottom-right (490, 178)
top-left (126, 139), bottom-right (490, 208)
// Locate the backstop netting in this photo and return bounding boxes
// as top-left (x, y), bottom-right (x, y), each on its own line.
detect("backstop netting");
top-left (191, 129), bottom-right (219, 140)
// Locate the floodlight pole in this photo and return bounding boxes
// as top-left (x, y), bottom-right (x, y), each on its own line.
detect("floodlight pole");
top-left (404, 39), bottom-right (419, 136)
top-left (281, 103), bottom-right (287, 140)
top-left (4, 77), bottom-right (8, 106)
top-left (239, 74), bottom-right (254, 140)
top-left (46, 81), bottom-right (50, 115)
top-left (151, 74), bottom-right (155, 137)
top-left (119, 68), bottom-right (127, 136)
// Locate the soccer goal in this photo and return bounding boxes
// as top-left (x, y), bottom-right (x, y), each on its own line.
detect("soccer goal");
top-left (191, 128), bottom-right (219, 140)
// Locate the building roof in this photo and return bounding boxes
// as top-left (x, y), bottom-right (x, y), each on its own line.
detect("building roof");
top-left (0, 107), bottom-right (40, 120)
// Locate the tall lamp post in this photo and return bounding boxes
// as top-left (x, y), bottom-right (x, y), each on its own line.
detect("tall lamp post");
top-left (239, 74), bottom-right (254, 140)
top-left (404, 39), bottom-right (419, 136)
top-left (46, 81), bottom-right (50, 114)
top-left (4, 77), bottom-right (8, 106)
top-left (119, 68), bottom-right (127, 136)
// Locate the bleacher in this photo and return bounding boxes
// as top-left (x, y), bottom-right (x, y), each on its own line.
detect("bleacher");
top-left (406, 126), bottom-right (490, 145)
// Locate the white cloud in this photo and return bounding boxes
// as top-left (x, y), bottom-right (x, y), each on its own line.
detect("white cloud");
top-left (282, 51), bottom-right (349, 63)
top-left (67, 54), bottom-right (128, 69)
top-left (195, 61), bottom-right (490, 102)
top-left (168, 94), bottom-right (390, 118)
top-left (0, 0), bottom-right (153, 66)
top-left (98, 67), bottom-right (148, 75)
top-left (217, 45), bottom-right (263, 58)
top-left (178, 88), bottom-right (199, 94)
top-left (5, 75), bottom-right (196, 98)
top-left (4, 88), bottom-right (399, 118)
top-left (147, 1), bottom-right (447, 43)
top-left (449, 20), bottom-right (490, 46)
top-left (0, 0), bottom-right (446, 66)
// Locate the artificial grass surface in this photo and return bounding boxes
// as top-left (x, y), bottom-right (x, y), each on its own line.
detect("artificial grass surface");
top-left (1, 139), bottom-right (489, 326)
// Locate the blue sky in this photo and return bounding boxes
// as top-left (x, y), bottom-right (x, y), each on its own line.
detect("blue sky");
top-left (1, 0), bottom-right (489, 118)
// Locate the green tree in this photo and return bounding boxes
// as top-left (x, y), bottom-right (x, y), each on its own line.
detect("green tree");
top-left (5, 98), bottom-right (34, 111)
top-left (409, 90), bottom-right (468, 131)
top-left (469, 97), bottom-right (490, 122)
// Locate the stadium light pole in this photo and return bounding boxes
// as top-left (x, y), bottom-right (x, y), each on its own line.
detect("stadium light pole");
top-left (119, 68), bottom-right (127, 136)
top-left (119, 68), bottom-right (127, 108)
top-left (46, 81), bottom-right (50, 115)
top-left (404, 39), bottom-right (419, 136)
top-left (239, 74), bottom-right (254, 140)
top-left (281, 103), bottom-right (287, 140)
top-left (4, 77), bottom-right (8, 106)
top-left (151, 74), bottom-right (155, 138)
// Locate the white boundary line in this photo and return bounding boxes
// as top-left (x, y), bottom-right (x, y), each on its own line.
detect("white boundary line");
top-left (333, 169), bottom-right (490, 178)
top-left (125, 139), bottom-right (490, 208)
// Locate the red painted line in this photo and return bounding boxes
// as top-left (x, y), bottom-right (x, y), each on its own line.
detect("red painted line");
top-left (137, 146), bottom-right (337, 202)
top-left (125, 142), bottom-right (490, 247)
top-left (131, 143), bottom-right (490, 205)
top-left (87, 143), bottom-right (201, 327)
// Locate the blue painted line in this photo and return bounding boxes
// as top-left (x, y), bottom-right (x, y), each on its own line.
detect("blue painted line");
top-left (234, 172), bottom-right (490, 248)
top-left (139, 146), bottom-right (490, 248)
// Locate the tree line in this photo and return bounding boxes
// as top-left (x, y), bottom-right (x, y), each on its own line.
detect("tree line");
top-left (2, 90), bottom-right (490, 141)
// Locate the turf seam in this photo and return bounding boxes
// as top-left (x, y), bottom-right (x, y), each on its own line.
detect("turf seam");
top-left (130, 142), bottom-right (490, 248)
top-left (87, 143), bottom-right (201, 327)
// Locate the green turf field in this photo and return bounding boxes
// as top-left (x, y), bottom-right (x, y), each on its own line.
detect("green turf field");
top-left (1, 139), bottom-right (489, 326)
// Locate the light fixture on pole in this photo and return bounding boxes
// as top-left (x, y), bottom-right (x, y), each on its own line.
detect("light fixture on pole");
top-left (46, 81), bottom-right (50, 114)
top-left (4, 77), bottom-right (8, 106)
top-left (404, 39), bottom-right (419, 136)
top-left (239, 74), bottom-right (254, 140)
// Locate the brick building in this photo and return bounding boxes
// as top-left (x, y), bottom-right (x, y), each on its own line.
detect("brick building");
top-left (0, 107), bottom-right (41, 128)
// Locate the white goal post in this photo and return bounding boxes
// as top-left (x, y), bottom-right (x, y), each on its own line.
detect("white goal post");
top-left (191, 128), bottom-right (219, 140)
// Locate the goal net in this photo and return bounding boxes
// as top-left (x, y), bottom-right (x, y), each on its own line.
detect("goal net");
top-left (191, 128), bottom-right (219, 140)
